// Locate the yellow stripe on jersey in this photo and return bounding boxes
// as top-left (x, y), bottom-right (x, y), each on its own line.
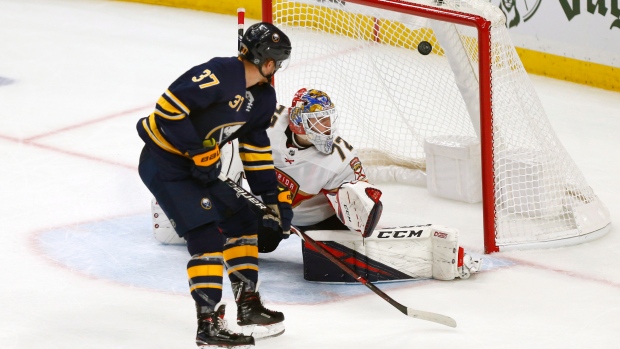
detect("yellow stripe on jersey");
top-left (243, 164), bottom-right (275, 171)
top-left (156, 95), bottom-right (185, 118)
top-left (154, 108), bottom-right (186, 121)
top-left (239, 152), bottom-right (273, 162)
top-left (164, 89), bottom-right (190, 115)
top-left (239, 142), bottom-right (274, 171)
top-left (142, 117), bottom-right (183, 156)
top-left (187, 264), bottom-right (224, 279)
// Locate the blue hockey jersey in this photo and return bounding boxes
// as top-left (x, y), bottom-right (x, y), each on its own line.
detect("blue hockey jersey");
top-left (137, 57), bottom-right (278, 195)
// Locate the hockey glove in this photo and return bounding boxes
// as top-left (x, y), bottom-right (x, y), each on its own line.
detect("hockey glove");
top-left (262, 187), bottom-right (293, 239)
top-left (188, 138), bottom-right (221, 185)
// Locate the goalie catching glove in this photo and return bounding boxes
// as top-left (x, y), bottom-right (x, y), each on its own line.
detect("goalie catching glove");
top-left (262, 187), bottom-right (293, 239)
top-left (188, 138), bottom-right (221, 184)
top-left (326, 181), bottom-right (383, 237)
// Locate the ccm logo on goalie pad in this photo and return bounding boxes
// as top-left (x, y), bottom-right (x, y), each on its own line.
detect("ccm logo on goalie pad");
top-left (368, 225), bottom-right (432, 239)
top-left (376, 229), bottom-right (424, 239)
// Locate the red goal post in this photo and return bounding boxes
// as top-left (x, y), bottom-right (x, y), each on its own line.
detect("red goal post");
top-left (262, 0), bottom-right (611, 253)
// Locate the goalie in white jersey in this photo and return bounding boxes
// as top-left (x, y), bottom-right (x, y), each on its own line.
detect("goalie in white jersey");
top-left (152, 88), bottom-right (481, 283)
top-left (265, 88), bottom-right (373, 236)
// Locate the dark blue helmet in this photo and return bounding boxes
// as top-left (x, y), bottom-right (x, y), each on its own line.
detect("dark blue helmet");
top-left (239, 22), bottom-right (292, 73)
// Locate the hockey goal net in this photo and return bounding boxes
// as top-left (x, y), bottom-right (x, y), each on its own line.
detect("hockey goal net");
top-left (263, 0), bottom-right (610, 253)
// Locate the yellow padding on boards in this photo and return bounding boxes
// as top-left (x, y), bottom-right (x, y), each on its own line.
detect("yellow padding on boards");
top-left (224, 245), bottom-right (258, 260)
top-left (187, 264), bottom-right (224, 279)
top-left (117, 0), bottom-right (263, 19)
top-left (516, 47), bottom-right (620, 92)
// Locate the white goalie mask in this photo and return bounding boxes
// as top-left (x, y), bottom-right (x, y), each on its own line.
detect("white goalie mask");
top-left (288, 88), bottom-right (338, 154)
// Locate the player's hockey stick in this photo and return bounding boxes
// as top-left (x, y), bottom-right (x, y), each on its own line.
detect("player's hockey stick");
top-left (290, 227), bottom-right (457, 328)
top-left (218, 173), bottom-right (457, 328)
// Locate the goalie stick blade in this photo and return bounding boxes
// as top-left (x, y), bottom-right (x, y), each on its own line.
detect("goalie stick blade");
top-left (406, 308), bottom-right (457, 328)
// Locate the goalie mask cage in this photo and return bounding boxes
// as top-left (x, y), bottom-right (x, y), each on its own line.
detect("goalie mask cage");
top-left (263, 0), bottom-right (611, 253)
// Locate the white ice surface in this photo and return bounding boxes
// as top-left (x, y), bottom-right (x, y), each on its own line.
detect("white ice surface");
top-left (1, 0), bottom-right (619, 348)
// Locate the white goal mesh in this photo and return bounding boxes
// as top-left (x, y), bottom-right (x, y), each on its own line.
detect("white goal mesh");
top-left (266, 0), bottom-right (610, 252)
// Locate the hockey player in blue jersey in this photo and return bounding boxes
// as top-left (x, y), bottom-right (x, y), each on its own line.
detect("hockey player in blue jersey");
top-left (137, 22), bottom-right (293, 348)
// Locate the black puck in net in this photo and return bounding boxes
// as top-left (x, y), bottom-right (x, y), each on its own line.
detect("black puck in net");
top-left (417, 41), bottom-right (432, 55)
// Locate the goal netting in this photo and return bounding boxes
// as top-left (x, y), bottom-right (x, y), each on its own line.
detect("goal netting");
top-left (264, 0), bottom-right (610, 253)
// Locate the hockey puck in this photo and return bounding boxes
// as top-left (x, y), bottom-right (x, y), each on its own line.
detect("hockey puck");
top-left (417, 41), bottom-right (432, 55)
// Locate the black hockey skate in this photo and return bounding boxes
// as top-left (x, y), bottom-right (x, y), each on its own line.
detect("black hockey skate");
top-left (232, 281), bottom-right (285, 340)
top-left (196, 302), bottom-right (255, 348)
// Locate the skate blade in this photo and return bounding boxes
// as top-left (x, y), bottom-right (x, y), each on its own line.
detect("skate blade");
top-left (241, 322), bottom-right (285, 340)
top-left (197, 344), bottom-right (253, 349)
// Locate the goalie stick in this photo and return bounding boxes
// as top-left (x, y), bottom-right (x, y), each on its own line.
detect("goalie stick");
top-left (217, 173), bottom-right (457, 328)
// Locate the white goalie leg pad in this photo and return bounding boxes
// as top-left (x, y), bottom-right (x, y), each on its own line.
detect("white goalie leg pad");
top-left (430, 225), bottom-right (460, 280)
top-left (325, 181), bottom-right (383, 237)
top-left (431, 225), bottom-right (482, 280)
top-left (304, 225), bottom-right (481, 282)
top-left (305, 226), bottom-right (435, 281)
top-left (361, 227), bottom-right (434, 279)
top-left (151, 198), bottom-right (185, 245)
